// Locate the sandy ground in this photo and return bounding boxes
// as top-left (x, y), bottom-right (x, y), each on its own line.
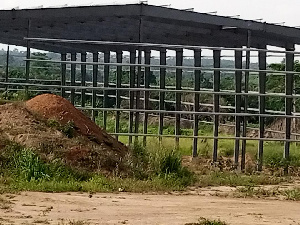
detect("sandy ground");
top-left (1, 192), bottom-right (300, 225)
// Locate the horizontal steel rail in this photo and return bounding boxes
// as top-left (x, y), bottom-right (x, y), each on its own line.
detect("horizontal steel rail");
top-left (24, 58), bottom-right (300, 75)
top-left (76, 107), bottom-right (300, 119)
top-left (1, 81), bottom-right (299, 99)
top-left (106, 133), bottom-right (300, 143)
top-left (2, 87), bottom-right (290, 116)
top-left (25, 37), bottom-right (300, 55)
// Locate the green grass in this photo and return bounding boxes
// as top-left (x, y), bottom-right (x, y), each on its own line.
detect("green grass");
top-left (0, 142), bottom-right (289, 194)
top-left (186, 217), bottom-right (228, 225)
top-left (0, 143), bottom-right (193, 193)
top-left (196, 171), bottom-right (288, 187)
top-left (58, 220), bottom-right (90, 225)
top-left (235, 186), bottom-right (300, 201)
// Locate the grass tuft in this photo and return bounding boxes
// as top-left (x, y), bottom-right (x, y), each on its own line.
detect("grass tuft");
top-left (186, 217), bottom-right (228, 225)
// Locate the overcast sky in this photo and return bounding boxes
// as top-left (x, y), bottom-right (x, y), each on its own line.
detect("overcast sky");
top-left (1, 0), bottom-right (300, 27)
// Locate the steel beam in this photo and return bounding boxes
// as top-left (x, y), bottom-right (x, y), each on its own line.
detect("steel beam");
top-left (4, 45), bottom-right (9, 98)
top-left (70, 52), bottom-right (76, 105)
top-left (60, 53), bottom-right (67, 97)
top-left (103, 51), bottom-right (110, 129)
top-left (143, 50), bottom-right (151, 146)
top-left (234, 48), bottom-right (243, 168)
top-left (115, 51), bottom-right (123, 140)
top-left (159, 49), bottom-right (167, 142)
top-left (284, 44), bottom-right (295, 174)
top-left (81, 52), bottom-right (87, 107)
top-left (213, 49), bottom-right (221, 162)
top-left (241, 30), bottom-right (252, 171)
top-left (175, 49), bottom-right (183, 148)
top-left (92, 52), bottom-right (98, 121)
top-left (257, 45), bottom-right (267, 171)
top-left (134, 50), bottom-right (142, 144)
top-left (25, 19), bottom-right (31, 98)
top-left (128, 50), bottom-right (136, 145)
top-left (193, 49), bottom-right (201, 157)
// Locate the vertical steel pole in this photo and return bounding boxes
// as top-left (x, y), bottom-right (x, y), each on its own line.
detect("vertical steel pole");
top-left (81, 53), bottom-right (87, 107)
top-left (92, 52), bottom-right (98, 121)
top-left (234, 48), bottom-right (243, 168)
top-left (134, 50), bottom-right (142, 144)
top-left (241, 30), bottom-right (252, 171)
top-left (25, 19), bottom-right (31, 98)
top-left (128, 50), bottom-right (136, 145)
top-left (257, 45), bottom-right (267, 171)
top-left (70, 52), bottom-right (76, 105)
top-left (61, 53), bottom-right (67, 98)
top-left (175, 49), bottom-right (183, 149)
top-left (143, 50), bottom-right (151, 146)
top-left (5, 45), bottom-right (9, 98)
top-left (213, 50), bottom-right (221, 162)
top-left (284, 44), bottom-right (295, 175)
top-left (103, 51), bottom-right (110, 129)
top-left (159, 49), bottom-right (167, 142)
top-left (115, 51), bottom-right (123, 140)
top-left (193, 49), bottom-right (201, 158)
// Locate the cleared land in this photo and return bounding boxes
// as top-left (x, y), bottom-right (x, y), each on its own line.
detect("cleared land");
top-left (0, 191), bottom-right (300, 225)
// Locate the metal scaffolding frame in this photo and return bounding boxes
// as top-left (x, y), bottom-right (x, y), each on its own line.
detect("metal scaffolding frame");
top-left (1, 3), bottom-right (300, 173)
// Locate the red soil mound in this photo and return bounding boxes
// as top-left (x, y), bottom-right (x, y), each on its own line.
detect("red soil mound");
top-left (25, 94), bottom-right (128, 156)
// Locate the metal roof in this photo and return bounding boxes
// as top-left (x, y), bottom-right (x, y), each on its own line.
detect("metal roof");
top-left (0, 3), bottom-right (299, 53)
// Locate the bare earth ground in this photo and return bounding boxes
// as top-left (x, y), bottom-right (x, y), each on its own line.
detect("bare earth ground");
top-left (1, 191), bottom-right (300, 225)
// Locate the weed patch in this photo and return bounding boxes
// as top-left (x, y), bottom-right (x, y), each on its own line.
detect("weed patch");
top-left (0, 142), bottom-right (193, 193)
top-left (47, 119), bottom-right (75, 138)
top-left (235, 186), bottom-right (300, 201)
top-left (186, 217), bottom-right (228, 225)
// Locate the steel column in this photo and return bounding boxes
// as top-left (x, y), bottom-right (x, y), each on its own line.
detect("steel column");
top-left (241, 30), bottom-right (252, 171)
top-left (70, 52), bottom-right (76, 105)
top-left (143, 50), bottom-right (151, 146)
top-left (234, 48), bottom-right (243, 168)
top-left (128, 50), bottom-right (136, 145)
top-left (92, 52), bottom-right (98, 121)
top-left (81, 52), bottom-right (87, 107)
top-left (175, 49), bottom-right (183, 148)
top-left (103, 51), bottom-right (110, 129)
top-left (134, 50), bottom-right (142, 144)
top-left (257, 45), bottom-right (267, 171)
top-left (213, 49), bottom-right (221, 162)
top-left (284, 44), bottom-right (295, 174)
top-left (193, 49), bottom-right (201, 157)
top-left (25, 19), bottom-right (31, 98)
top-left (115, 51), bottom-right (123, 140)
top-left (4, 45), bottom-right (9, 98)
top-left (159, 49), bottom-right (167, 142)
top-left (60, 53), bottom-right (67, 97)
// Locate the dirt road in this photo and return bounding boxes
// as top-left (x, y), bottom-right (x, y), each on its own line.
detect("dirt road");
top-left (0, 192), bottom-right (300, 225)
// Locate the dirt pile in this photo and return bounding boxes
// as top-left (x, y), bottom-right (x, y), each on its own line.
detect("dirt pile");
top-left (0, 94), bottom-right (129, 174)
top-left (25, 94), bottom-right (127, 155)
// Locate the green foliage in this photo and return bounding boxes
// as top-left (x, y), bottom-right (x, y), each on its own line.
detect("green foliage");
top-left (30, 52), bottom-right (61, 80)
top-left (236, 186), bottom-right (300, 201)
top-left (284, 188), bottom-right (300, 201)
top-left (186, 217), bottom-right (228, 225)
top-left (0, 144), bottom-right (91, 183)
top-left (197, 171), bottom-right (286, 187)
top-left (58, 220), bottom-right (90, 225)
top-left (47, 119), bottom-right (75, 138)
top-left (1, 90), bottom-right (34, 101)
top-left (0, 142), bottom-right (193, 193)
top-left (129, 143), bottom-right (193, 187)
